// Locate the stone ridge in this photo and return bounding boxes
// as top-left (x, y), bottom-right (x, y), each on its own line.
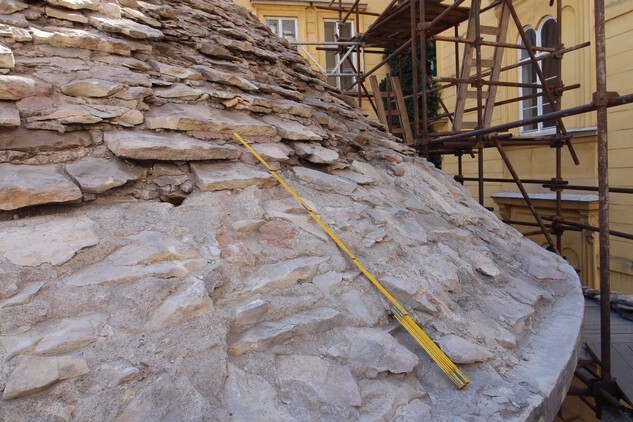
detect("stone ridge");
top-left (0, 0), bottom-right (408, 210)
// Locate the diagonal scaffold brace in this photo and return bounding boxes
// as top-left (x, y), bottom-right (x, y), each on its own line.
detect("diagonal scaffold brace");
top-left (234, 133), bottom-right (469, 389)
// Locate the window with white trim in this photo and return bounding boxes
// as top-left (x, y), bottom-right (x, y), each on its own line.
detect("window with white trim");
top-left (324, 20), bottom-right (355, 90)
top-left (264, 17), bottom-right (298, 43)
top-left (519, 17), bottom-right (558, 132)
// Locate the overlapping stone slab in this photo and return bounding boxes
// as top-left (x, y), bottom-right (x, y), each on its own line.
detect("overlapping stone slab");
top-left (31, 27), bottom-right (133, 56)
top-left (228, 307), bottom-right (340, 355)
top-left (292, 166), bottom-right (357, 196)
top-left (0, 75), bottom-right (52, 100)
top-left (191, 162), bottom-right (277, 191)
top-left (145, 103), bottom-right (276, 136)
top-left (63, 230), bottom-right (206, 287)
top-left (0, 164), bottom-right (82, 210)
top-left (104, 130), bottom-right (241, 161)
top-left (222, 256), bottom-right (326, 303)
top-left (65, 157), bottom-right (147, 194)
top-left (262, 114), bottom-right (321, 141)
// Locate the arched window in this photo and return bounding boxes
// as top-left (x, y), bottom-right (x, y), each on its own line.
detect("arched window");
top-left (519, 18), bottom-right (558, 132)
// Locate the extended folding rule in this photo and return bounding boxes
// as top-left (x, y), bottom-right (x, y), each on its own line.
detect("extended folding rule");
top-left (234, 133), bottom-right (469, 389)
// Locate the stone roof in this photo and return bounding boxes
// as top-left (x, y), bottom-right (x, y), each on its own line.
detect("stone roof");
top-left (0, 1), bottom-right (583, 420)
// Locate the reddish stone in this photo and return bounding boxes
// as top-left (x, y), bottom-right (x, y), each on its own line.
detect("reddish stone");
top-left (249, 65), bottom-right (260, 73)
top-left (311, 117), bottom-right (322, 128)
top-left (240, 151), bottom-right (259, 166)
top-left (216, 231), bottom-right (249, 259)
top-left (269, 161), bottom-right (281, 171)
top-left (379, 152), bottom-right (403, 163)
top-left (242, 135), bottom-right (273, 143)
top-left (386, 163), bottom-right (405, 177)
top-left (15, 96), bottom-right (53, 113)
top-left (259, 220), bottom-right (294, 248)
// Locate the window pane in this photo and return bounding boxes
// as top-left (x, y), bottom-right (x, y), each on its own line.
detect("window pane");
top-left (541, 19), bottom-right (557, 48)
top-left (520, 28), bottom-right (537, 61)
top-left (265, 19), bottom-right (279, 37)
top-left (282, 19), bottom-right (296, 42)
top-left (341, 22), bottom-right (353, 39)
top-left (324, 21), bottom-right (336, 42)
top-left (341, 75), bottom-right (353, 91)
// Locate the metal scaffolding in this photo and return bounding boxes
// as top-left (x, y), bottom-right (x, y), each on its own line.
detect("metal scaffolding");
top-left (311, 0), bottom-right (633, 417)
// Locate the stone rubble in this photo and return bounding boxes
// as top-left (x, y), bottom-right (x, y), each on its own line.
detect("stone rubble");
top-left (0, 0), bottom-right (583, 421)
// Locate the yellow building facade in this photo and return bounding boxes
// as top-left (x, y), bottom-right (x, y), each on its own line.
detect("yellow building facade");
top-left (435, 0), bottom-right (633, 294)
top-left (234, 0), bottom-right (393, 117)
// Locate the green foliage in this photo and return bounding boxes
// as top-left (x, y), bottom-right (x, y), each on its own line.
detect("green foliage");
top-left (379, 42), bottom-right (442, 169)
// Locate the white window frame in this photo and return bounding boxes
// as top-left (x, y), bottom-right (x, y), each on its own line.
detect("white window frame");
top-left (323, 19), bottom-right (356, 91)
top-left (518, 17), bottom-right (558, 134)
top-left (264, 17), bottom-right (299, 44)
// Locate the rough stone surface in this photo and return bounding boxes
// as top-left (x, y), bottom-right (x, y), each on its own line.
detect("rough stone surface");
top-left (192, 162), bottom-right (277, 191)
top-left (0, 164), bottom-right (82, 210)
top-left (104, 131), bottom-right (241, 161)
top-left (0, 1), bottom-right (584, 421)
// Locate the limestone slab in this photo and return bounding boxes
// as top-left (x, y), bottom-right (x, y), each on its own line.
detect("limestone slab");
top-left (0, 216), bottom-right (98, 266)
top-left (45, 6), bottom-right (89, 23)
top-left (262, 115), bottom-right (321, 141)
top-left (466, 250), bottom-right (501, 278)
top-left (0, 42), bottom-right (14, 68)
top-left (146, 277), bottom-right (212, 331)
top-left (63, 231), bottom-right (205, 286)
top-left (0, 1), bottom-right (27, 14)
top-left (150, 60), bottom-right (202, 80)
top-left (294, 142), bottom-right (339, 163)
top-left (224, 364), bottom-right (284, 421)
top-left (154, 83), bottom-right (204, 100)
top-left (0, 313), bottom-right (105, 356)
top-left (224, 256), bottom-right (326, 302)
top-left (0, 102), bottom-right (19, 126)
top-left (327, 328), bottom-right (419, 378)
top-left (197, 66), bottom-right (258, 91)
top-left (438, 335), bottom-right (493, 364)
top-left (89, 15), bottom-right (164, 39)
top-left (292, 166), bottom-right (357, 196)
top-left (191, 162), bottom-right (277, 192)
top-left (0, 164), bottom-right (82, 210)
top-left (65, 157), bottom-right (147, 194)
top-left (235, 298), bottom-right (270, 326)
top-left (228, 307), bottom-right (340, 355)
top-left (104, 130), bottom-right (241, 161)
top-left (0, 129), bottom-right (91, 152)
top-left (0, 75), bottom-right (52, 100)
top-left (276, 354), bottom-right (361, 407)
top-left (145, 103), bottom-right (276, 136)
top-left (45, 0), bottom-right (100, 10)
top-left (2, 356), bottom-right (89, 401)
top-left (251, 143), bottom-right (291, 161)
top-left (31, 27), bottom-right (132, 56)
top-left (61, 78), bottom-right (123, 97)
top-left (0, 281), bottom-right (45, 308)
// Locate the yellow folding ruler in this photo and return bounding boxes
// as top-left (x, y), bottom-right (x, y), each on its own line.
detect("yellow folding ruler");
top-left (234, 133), bottom-right (469, 389)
